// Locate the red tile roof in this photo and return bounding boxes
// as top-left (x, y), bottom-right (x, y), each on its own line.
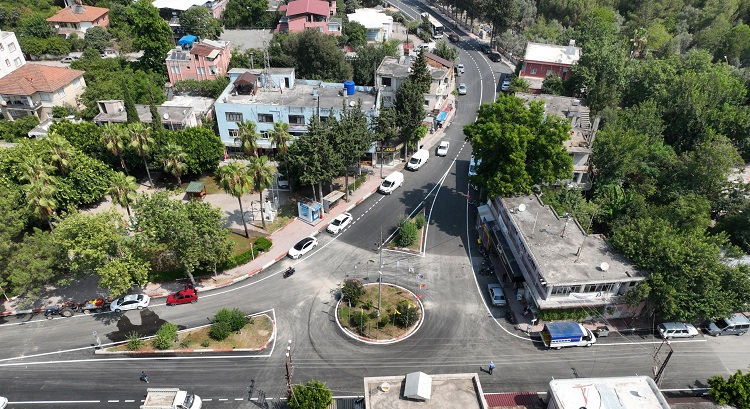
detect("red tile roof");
top-left (46, 5), bottom-right (108, 23)
top-left (484, 392), bottom-right (543, 407)
top-left (191, 43), bottom-right (221, 57)
top-left (285, 0), bottom-right (329, 17)
top-left (0, 64), bottom-right (84, 95)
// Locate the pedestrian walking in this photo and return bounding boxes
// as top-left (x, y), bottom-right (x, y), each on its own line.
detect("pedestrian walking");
top-left (488, 361), bottom-right (495, 375)
top-left (140, 371), bottom-right (149, 383)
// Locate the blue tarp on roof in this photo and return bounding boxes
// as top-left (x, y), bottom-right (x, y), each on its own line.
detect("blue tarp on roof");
top-left (178, 35), bottom-right (197, 45)
top-left (436, 111), bottom-right (447, 122)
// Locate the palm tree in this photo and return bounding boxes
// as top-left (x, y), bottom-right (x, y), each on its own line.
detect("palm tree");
top-left (108, 171), bottom-right (139, 219)
top-left (269, 120), bottom-right (292, 184)
top-left (128, 122), bottom-right (155, 188)
top-left (235, 120), bottom-right (260, 158)
top-left (101, 123), bottom-right (129, 175)
top-left (47, 132), bottom-right (75, 175)
top-left (24, 179), bottom-right (58, 230)
top-left (246, 155), bottom-right (275, 229)
top-left (162, 142), bottom-right (187, 186)
top-left (20, 156), bottom-right (55, 185)
top-left (217, 162), bottom-right (253, 237)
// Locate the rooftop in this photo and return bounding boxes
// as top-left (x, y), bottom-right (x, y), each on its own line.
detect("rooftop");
top-left (46, 5), bottom-right (108, 23)
top-left (285, 0), bottom-right (329, 16)
top-left (501, 195), bottom-right (641, 286)
top-left (364, 373), bottom-right (488, 409)
top-left (377, 56), bottom-right (449, 81)
top-left (548, 377), bottom-right (670, 409)
top-left (347, 8), bottom-right (393, 29)
top-left (524, 41), bottom-right (581, 66)
top-left (515, 93), bottom-right (595, 154)
top-left (0, 64), bottom-right (84, 95)
top-left (93, 102), bottom-right (194, 125)
top-left (152, 0), bottom-right (207, 11)
top-left (221, 69), bottom-right (377, 111)
top-left (162, 96), bottom-right (215, 115)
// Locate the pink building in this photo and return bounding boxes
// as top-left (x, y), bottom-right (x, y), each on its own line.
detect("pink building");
top-left (518, 40), bottom-right (581, 94)
top-left (276, 0), bottom-right (341, 35)
top-left (166, 39), bottom-right (231, 85)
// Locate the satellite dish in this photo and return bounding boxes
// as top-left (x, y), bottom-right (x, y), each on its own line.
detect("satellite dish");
top-left (379, 382), bottom-right (391, 392)
top-left (163, 113), bottom-right (169, 120)
top-left (600, 262), bottom-right (610, 271)
top-left (518, 203), bottom-right (526, 212)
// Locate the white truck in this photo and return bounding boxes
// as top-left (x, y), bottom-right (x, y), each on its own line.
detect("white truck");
top-left (141, 388), bottom-right (202, 409)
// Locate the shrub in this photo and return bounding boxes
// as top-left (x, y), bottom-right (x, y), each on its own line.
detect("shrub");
top-left (254, 237), bottom-right (272, 252)
top-left (153, 322), bottom-right (178, 350)
top-left (126, 331), bottom-right (142, 350)
top-left (397, 221), bottom-right (418, 247)
top-left (223, 248), bottom-right (257, 269)
top-left (209, 321), bottom-right (231, 340)
top-left (342, 279), bottom-right (364, 304)
top-left (179, 338), bottom-right (190, 348)
top-left (394, 300), bottom-right (419, 327)
top-left (200, 340), bottom-right (210, 347)
top-left (350, 310), bottom-right (369, 333)
top-left (414, 213), bottom-right (426, 229)
top-left (363, 299), bottom-right (374, 310)
top-left (213, 307), bottom-right (247, 332)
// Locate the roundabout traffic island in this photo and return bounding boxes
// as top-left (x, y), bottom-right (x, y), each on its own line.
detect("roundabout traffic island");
top-left (336, 281), bottom-right (424, 344)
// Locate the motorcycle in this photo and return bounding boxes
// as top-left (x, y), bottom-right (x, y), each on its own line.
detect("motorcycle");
top-left (283, 267), bottom-right (295, 278)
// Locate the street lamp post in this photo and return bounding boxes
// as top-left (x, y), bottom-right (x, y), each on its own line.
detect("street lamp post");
top-left (285, 339), bottom-right (293, 395)
top-left (378, 270), bottom-right (382, 317)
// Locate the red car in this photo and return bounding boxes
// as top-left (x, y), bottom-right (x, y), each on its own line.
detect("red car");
top-left (166, 288), bottom-right (198, 305)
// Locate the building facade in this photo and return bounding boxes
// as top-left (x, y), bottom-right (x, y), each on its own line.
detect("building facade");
top-left (46, 3), bottom-right (109, 38)
top-left (376, 53), bottom-right (454, 113)
top-left (166, 38), bottom-right (231, 85)
top-left (477, 195), bottom-right (644, 317)
top-left (215, 68), bottom-right (378, 149)
top-left (0, 64), bottom-right (85, 121)
top-left (0, 32), bottom-right (25, 79)
top-left (518, 40), bottom-right (580, 93)
top-left (276, 0), bottom-right (341, 35)
top-left (347, 8), bottom-right (393, 42)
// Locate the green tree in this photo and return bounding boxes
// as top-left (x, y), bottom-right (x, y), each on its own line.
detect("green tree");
top-left (122, 79), bottom-right (140, 124)
top-left (179, 6), bottom-right (223, 39)
top-left (158, 127), bottom-right (224, 175)
top-left (217, 162), bottom-right (253, 237)
top-left (161, 143), bottom-right (187, 186)
top-left (108, 171), bottom-right (139, 218)
top-left (46, 133), bottom-right (75, 175)
top-left (409, 50), bottom-right (432, 93)
top-left (4, 228), bottom-right (61, 297)
top-left (433, 40), bottom-right (459, 62)
top-left (235, 120), bottom-right (259, 157)
top-left (394, 299), bottom-right (418, 327)
top-left (463, 94), bottom-right (573, 197)
top-left (288, 380), bottom-right (333, 409)
top-left (372, 107), bottom-right (399, 145)
top-left (246, 155), bottom-right (275, 229)
top-left (541, 73), bottom-right (564, 95)
top-left (24, 179), bottom-right (57, 231)
top-left (394, 78), bottom-right (426, 153)
top-left (279, 29), bottom-right (353, 81)
top-left (709, 370), bottom-right (750, 409)
top-left (128, 122), bottom-right (154, 187)
top-left (341, 278), bottom-right (364, 304)
top-left (269, 120), bottom-right (292, 184)
top-left (223, 0), bottom-right (271, 29)
top-left (18, 15), bottom-right (54, 38)
top-left (350, 41), bottom-right (400, 86)
top-left (0, 115), bottom-right (40, 143)
top-left (129, 0), bottom-right (173, 73)
top-left (284, 118), bottom-right (337, 202)
top-left (342, 20), bottom-right (367, 48)
top-left (83, 26), bottom-right (111, 52)
top-left (48, 121), bottom-right (104, 160)
top-left (101, 123), bottom-right (129, 175)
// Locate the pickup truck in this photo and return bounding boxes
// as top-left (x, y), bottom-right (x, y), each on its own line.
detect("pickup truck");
top-left (540, 321), bottom-right (596, 350)
top-left (141, 388), bottom-right (202, 409)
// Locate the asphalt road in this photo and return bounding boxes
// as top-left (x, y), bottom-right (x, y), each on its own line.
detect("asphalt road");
top-left (0, 4), bottom-right (746, 409)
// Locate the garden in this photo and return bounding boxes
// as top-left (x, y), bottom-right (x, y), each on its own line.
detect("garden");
top-left (387, 213), bottom-right (426, 251)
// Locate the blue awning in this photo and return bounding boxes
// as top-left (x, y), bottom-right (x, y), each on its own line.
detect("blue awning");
top-left (436, 111), bottom-right (447, 122)
top-left (178, 35), bottom-right (197, 45)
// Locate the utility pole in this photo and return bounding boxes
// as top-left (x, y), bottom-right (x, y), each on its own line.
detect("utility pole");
top-left (285, 340), bottom-right (294, 396)
top-left (653, 341), bottom-right (673, 386)
top-left (378, 225), bottom-right (383, 317)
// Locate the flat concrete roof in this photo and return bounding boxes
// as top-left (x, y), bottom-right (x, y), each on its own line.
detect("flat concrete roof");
top-left (515, 93), bottom-right (594, 154)
top-left (348, 8), bottom-right (393, 29)
top-left (364, 373), bottom-right (487, 409)
top-left (524, 41), bottom-right (580, 65)
top-left (162, 96), bottom-right (215, 115)
top-left (548, 376), bottom-right (669, 409)
top-left (502, 195), bottom-right (642, 286)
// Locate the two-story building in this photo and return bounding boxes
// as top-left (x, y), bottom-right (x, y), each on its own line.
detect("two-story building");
top-left (519, 40), bottom-right (581, 93)
top-left (166, 37), bottom-right (231, 85)
top-left (376, 53), bottom-right (454, 113)
top-left (0, 64), bottom-right (85, 121)
top-left (214, 68), bottom-right (378, 150)
top-left (347, 8), bottom-right (393, 42)
top-left (477, 194), bottom-right (644, 317)
top-left (515, 93), bottom-right (597, 188)
top-left (276, 0), bottom-right (341, 35)
top-left (46, 1), bottom-right (109, 39)
top-left (93, 99), bottom-right (198, 130)
top-left (0, 31), bottom-right (25, 79)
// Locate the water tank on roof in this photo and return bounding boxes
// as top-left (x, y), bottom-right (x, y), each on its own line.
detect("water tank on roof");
top-left (344, 80), bottom-right (355, 96)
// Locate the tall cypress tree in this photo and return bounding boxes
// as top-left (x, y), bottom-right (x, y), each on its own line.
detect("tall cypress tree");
top-left (148, 86), bottom-right (162, 134)
top-left (409, 50), bottom-right (432, 94)
top-left (123, 79), bottom-right (140, 124)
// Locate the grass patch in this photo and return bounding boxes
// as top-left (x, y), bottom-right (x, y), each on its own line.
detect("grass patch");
top-left (263, 197), bottom-right (297, 233)
top-left (337, 284), bottom-right (421, 340)
top-left (109, 315), bottom-right (274, 352)
top-left (227, 233), bottom-right (260, 256)
top-left (198, 173), bottom-right (223, 195)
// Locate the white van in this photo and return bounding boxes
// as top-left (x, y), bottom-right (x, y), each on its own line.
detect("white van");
top-left (406, 149), bottom-right (429, 171)
top-left (379, 171), bottom-right (404, 194)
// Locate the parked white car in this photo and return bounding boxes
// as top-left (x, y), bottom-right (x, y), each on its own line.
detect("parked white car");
top-left (436, 141), bottom-right (450, 157)
top-left (327, 212), bottom-right (352, 234)
top-left (487, 284), bottom-right (506, 307)
top-left (110, 294), bottom-right (150, 312)
top-left (277, 173), bottom-right (289, 189)
top-left (458, 83), bottom-right (467, 95)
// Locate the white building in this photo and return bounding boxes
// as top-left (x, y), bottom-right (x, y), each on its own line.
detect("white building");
top-left (347, 8), bottom-right (393, 42)
top-left (0, 32), bottom-right (25, 79)
top-left (376, 53), bottom-right (454, 113)
top-left (547, 377), bottom-right (670, 409)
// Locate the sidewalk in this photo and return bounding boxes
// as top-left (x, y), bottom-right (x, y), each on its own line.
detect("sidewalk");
top-left (0, 112), bottom-right (459, 317)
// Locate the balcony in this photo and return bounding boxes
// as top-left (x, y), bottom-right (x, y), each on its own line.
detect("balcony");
top-left (4, 100), bottom-right (42, 111)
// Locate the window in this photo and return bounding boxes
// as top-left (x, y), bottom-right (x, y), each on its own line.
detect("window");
top-left (8, 42), bottom-right (15, 52)
top-left (57, 88), bottom-right (65, 97)
top-left (583, 283), bottom-right (615, 293)
top-left (382, 77), bottom-right (391, 87)
top-left (424, 100), bottom-right (429, 106)
top-left (229, 129), bottom-right (240, 137)
top-left (197, 67), bottom-right (206, 75)
top-left (288, 114), bottom-right (305, 124)
top-left (4, 59), bottom-right (9, 67)
top-left (530, 68), bottom-right (537, 75)
top-left (40, 93), bottom-right (53, 102)
top-left (72, 78), bottom-right (81, 89)
top-left (551, 286), bottom-right (574, 296)
top-left (258, 113), bottom-right (273, 123)
top-left (225, 112), bottom-right (243, 122)
top-left (13, 57), bottom-right (21, 67)
top-left (170, 65), bottom-right (180, 74)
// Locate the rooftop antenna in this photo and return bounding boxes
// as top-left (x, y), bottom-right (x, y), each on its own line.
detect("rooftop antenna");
top-left (261, 41), bottom-right (283, 106)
